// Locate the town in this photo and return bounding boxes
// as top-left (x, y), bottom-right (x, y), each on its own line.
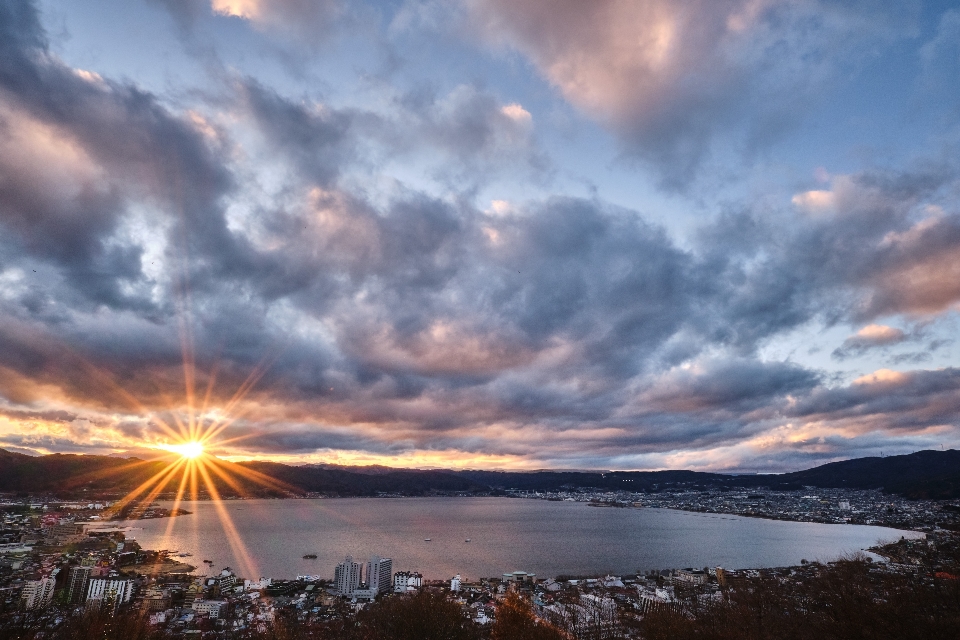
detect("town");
top-left (515, 486), bottom-right (960, 532)
top-left (1, 495), bottom-right (958, 638)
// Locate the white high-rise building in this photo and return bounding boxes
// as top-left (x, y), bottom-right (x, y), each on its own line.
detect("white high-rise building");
top-left (335, 556), bottom-right (363, 596)
top-left (366, 556), bottom-right (393, 595)
top-left (20, 575), bottom-right (56, 610)
top-left (451, 574), bottom-right (461, 592)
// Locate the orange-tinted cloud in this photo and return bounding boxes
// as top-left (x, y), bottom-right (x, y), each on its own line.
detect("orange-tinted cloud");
top-left (865, 216), bottom-right (960, 316)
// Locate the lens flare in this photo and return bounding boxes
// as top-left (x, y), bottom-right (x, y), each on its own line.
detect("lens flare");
top-left (179, 441), bottom-right (204, 459)
top-left (161, 440), bottom-right (206, 459)
top-left (74, 193), bottom-right (297, 584)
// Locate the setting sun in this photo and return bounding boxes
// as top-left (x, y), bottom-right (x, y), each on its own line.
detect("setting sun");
top-left (164, 441), bottom-right (205, 459)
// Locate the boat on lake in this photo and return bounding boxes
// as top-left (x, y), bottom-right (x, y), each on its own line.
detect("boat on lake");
top-left (303, 554), bottom-right (317, 559)
top-left (424, 538), bottom-right (431, 542)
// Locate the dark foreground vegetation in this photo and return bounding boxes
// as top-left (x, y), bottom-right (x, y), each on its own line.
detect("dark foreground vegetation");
top-left (4, 560), bottom-right (959, 640)
top-left (642, 560), bottom-right (960, 640)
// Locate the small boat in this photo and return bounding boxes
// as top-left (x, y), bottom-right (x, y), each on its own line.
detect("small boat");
top-left (424, 538), bottom-right (431, 542)
top-left (465, 539), bottom-right (471, 542)
top-left (303, 554), bottom-right (317, 559)
top-left (203, 559), bottom-right (213, 564)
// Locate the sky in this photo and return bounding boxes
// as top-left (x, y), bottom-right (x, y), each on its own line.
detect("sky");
top-left (1, 0), bottom-right (959, 472)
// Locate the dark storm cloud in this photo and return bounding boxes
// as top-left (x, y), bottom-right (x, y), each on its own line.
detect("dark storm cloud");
top-left (0, 407), bottom-right (78, 424)
top-left (240, 79), bottom-right (359, 187)
top-left (0, 433), bottom-right (105, 454)
top-left (0, 0), bottom-right (323, 406)
top-left (311, 195), bottom-right (696, 388)
top-left (492, 198), bottom-right (690, 345)
top-left (639, 360), bottom-right (819, 415)
top-left (789, 368), bottom-right (960, 429)
top-left (238, 77), bottom-right (547, 195)
top-left (214, 424), bottom-right (407, 456)
top-left (389, 85), bottom-right (549, 186)
top-left (0, 0), bottom-right (252, 313)
top-left (695, 164), bottom-right (960, 347)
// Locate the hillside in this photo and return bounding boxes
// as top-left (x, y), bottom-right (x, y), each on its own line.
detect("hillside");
top-left (236, 461), bottom-right (484, 495)
top-left (0, 449), bottom-right (169, 494)
top-left (0, 449), bottom-right (291, 499)
top-left (0, 448), bottom-right (957, 499)
top-left (774, 449), bottom-right (960, 498)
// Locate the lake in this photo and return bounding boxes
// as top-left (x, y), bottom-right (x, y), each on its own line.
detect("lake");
top-left (112, 497), bottom-right (922, 581)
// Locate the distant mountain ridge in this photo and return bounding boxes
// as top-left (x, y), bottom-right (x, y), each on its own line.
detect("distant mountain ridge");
top-left (774, 449), bottom-right (960, 499)
top-left (0, 448), bottom-right (957, 499)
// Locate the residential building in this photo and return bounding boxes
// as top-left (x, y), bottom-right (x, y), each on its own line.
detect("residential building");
top-left (451, 574), bottom-right (461, 592)
top-left (366, 556), bottom-right (392, 595)
top-left (47, 522), bottom-right (87, 545)
top-left (335, 556), bottom-right (363, 596)
top-left (67, 565), bottom-right (92, 604)
top-left (636, 586), bottom-right (682, 615)
top-left (338, 555), bottom-right (392, 600)
top-left (141, 587), bottom-right (170, 612)
top-left (192, 599), bottom-right (227, 618)
top-left (20, 575), bottom-right (56, 610)
top-left (183, 582), bottom-right (204, 608)
top-left (393, 571), bottom-right (423, 593)
top-left (86, 578), bottom-right (133, 612)
top-left (244, 577), bottom-right (272, 591)
top-left (675, 568), bottom-right (708, 585)
top-left (206, 568), bottom-right (238, 596)
top-left (502, 571), bottom-right (536, 583)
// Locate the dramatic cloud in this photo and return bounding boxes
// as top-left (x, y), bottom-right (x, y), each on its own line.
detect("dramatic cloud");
top-left (788, 367), bottom-right (960, 438)
top-left (0, 0), bottom-right (958, 471)
top-left (465, 0), bottom-right (915, 184)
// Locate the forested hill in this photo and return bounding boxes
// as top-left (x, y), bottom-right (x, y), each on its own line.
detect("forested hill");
top-left (773, 449), bottom-right (960, 499)
top-left (0, 448), bottom-right (957, 499)
top-left (446, 450), bottom-right (960, 498)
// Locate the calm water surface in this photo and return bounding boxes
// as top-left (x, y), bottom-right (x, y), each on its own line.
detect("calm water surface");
top-left (113, 498), bottom-right (921, 580)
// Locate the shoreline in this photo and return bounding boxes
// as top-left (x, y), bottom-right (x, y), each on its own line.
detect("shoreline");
top-left (121, 497), bottom-right (926, 583)
top-left (132, 492), bottom-right (936, 533)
